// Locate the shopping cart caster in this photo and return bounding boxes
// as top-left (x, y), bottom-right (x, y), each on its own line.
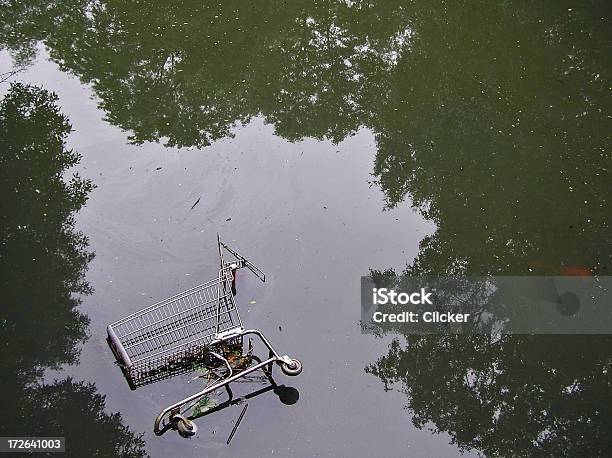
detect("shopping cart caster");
top-left (172, 414), bottom-right (197, 438)
top-left (281, 358), bottom-right (302, 376)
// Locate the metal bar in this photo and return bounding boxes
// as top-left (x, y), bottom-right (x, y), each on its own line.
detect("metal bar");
top-left (215, 234), bottom-right (226, 335)
top-left (215, 271), bottom-right (223, 335)
top-left (219, 241), bottom-right (266, 282)
top-left (154, 356), bottom-right (275, 434)
top-left (226, 404), bottom-right (248, 444)
top-left (217, 232), bottom-right (223, 272)
top-left (153, 327), bottom-right (283, 433)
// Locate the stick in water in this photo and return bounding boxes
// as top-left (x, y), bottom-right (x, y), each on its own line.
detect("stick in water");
top-left (227, 404), bottom-right (248, 445)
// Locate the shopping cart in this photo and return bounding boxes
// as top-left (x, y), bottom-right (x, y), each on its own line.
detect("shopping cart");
top-left (106, 235), bottom-right (302, 437)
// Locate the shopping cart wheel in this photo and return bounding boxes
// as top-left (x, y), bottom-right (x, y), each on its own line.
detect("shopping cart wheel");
top-left (174, 415), bottom-right (197, 438)
top-left (281, 358), bottom-right (302, 376)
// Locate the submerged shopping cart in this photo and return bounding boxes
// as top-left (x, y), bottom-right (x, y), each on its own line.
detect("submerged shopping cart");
top-left (106, 235), bottom-right (302, 437)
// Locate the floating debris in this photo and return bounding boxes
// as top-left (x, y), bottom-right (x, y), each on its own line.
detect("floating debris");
top-left (190, 197), bottom-right (201, 210)
top-left (192, 396), bottom-right (218, 417)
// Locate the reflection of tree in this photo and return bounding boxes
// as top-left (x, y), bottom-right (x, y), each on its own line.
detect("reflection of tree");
top-left (1, 0), bottom-right (413, 147)
top-left (0, 82), bottom-right (93, 381)
top-left (23, 379), bottom-right (147, 457)
top-left (0, 83), bottom-right (146, 457)
top-left (364, 6), bottom-right (611, 455)
top-left (0, 1), bottom-right (51, 66)
top-left (370, 2), bottom-right (611, 276)
top-left (2, 2), bottom-right (609, 274)
top-left (366, 269), bottom-right (612, 454)
top-left (367, 334), bottom-right (612, 456)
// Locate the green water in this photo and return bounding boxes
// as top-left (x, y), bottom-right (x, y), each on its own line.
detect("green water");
top-left (1, 1), bottom-right (611, 456)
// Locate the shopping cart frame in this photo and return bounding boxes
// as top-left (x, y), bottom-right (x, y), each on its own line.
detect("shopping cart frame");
top-left (106, 235), bottom-right (302, 437)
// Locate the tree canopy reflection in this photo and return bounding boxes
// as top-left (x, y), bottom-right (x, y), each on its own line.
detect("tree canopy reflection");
top-left (1, 2), bottom-right (609, 275)
top-left (367, 332), bottom-right (612, 456)
top-left (1, 0), bottom-right (414, 147)
top-left (0, 83), bottom-right (146, 457)
top-left (366, 270), bottom-right (611, 455)
top-left (370, 2), bottom-right (611, 277)
top-left (361, 5), bottom-right (610, 456)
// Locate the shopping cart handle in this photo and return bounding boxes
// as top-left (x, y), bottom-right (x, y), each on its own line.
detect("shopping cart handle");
top-left (219, 240), bottom-right (266, 282)
top-left (239, 258), bottom-right (266, 283)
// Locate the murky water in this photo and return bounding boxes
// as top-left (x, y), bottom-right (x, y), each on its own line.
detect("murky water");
top-left (1, 2), bottom-right (611, 457)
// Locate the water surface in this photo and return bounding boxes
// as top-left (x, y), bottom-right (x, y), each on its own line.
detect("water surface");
top-left (1, 1), bottom-right (611, 456)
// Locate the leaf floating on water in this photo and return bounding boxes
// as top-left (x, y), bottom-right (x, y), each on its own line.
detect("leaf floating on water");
top-left (192, 366), bottom-right (211, 377)
top-left (192, 396), bottom-right (218, 417)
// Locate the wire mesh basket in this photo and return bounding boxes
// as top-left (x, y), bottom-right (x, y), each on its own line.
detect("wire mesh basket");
top-left (106, 235), bottom-right (302, 437)
top-left (108, 268), bottom-right (240, 388)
